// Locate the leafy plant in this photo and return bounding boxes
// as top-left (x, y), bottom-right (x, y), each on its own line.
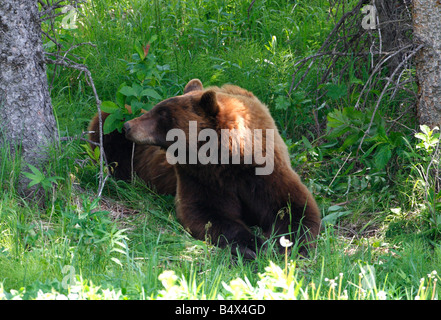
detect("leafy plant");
top-left (415, 125), bottom-right (440, 155)
top-left (326, 106), bottom-right (404, 172)
top-left (101, 82), bottom-right (157, 134)
top-left (101, 38), bottom-right (169, 134)
top-left (22, 164), bottom-right (64, 191)
top-left (322, 205), bottom-right (352, 226)
top-left (61, 196), bottom-right (129, 267)
top-left (403, 125), bottom-right (441, 236)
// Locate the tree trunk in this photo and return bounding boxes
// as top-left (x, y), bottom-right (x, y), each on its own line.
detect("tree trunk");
top-left (0, 0), bottom-right (57, 169)
top-left (412, 0), bottom-right (441, 127)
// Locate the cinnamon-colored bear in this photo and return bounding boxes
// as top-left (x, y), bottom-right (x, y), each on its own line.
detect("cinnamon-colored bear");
top-left (123, 79), bottom-right (321, 258)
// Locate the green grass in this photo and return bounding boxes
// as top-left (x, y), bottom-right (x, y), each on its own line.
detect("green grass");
top-left (1, 0), bottom-right (441, 300)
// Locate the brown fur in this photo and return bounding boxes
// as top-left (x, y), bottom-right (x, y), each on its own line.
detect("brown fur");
top-left (124, 79), bottom-right (321, 258)
top-left (88, 108), bottom-right (176, 195)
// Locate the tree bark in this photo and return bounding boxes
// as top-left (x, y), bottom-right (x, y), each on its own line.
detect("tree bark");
top-left (0, 0), bottom-right (57, 168)
top-left (412, 0), bottom-right (441, 127)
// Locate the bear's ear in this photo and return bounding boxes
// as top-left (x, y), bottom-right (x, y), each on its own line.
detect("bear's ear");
top-left (184, 79), bottom-right (203, 94)
top-left (199, 90), bottom-right (219, 116)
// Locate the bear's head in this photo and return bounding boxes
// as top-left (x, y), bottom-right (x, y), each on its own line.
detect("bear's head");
top-left (124, 79), bottom-right (276, 174)
top-left (124, 79), bottom-right (219, 149)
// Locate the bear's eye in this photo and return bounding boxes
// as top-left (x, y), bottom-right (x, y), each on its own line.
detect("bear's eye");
top-left (157, 108), bottom-right (169, 118)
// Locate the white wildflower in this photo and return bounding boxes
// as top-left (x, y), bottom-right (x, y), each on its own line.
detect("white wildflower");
top-left (376, 290), bottom-right (387, 300)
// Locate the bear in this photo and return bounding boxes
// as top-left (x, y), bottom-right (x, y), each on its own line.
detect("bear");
top-left (88, 108), bottom-right (177, 195)
top-left (124, 79), bottom-right (321, 259)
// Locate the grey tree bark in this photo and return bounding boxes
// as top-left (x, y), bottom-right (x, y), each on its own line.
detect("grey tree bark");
top-left (412, 0), bottom-right (441, 127)
top-left (0, 0), bottom-right (57, 169)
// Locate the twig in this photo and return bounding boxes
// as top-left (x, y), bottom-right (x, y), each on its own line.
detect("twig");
top-left (328, 152), bottom-right (352, 189)
top-left (354, 44), bottom-right (413, 110)
top-left (44, 53), bottom-right (107, 198)
top-left (131, 142), bottom-right (135, 183)
top-left (247, 0), bottom-right (257, 20)
top-left (59, 130), bottom-right (98, 144)
top-left (356, 44), bottom-right (423, 153)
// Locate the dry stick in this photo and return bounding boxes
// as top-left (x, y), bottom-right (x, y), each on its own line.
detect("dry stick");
top-left (41, 14), bottom-right (63, 91)
top-left (374, 0), bottom-right (382, 57)
top-left (289, 51), bottom-right (362, 95)
top-left (328, 151), bottom-right (352, 189)
top-left (354, 44), bottom-right (413, 110)
top-left (45, 56), bottom-right (107, 198)
top-left (356, 44), bottom-right (424, 154)
top-left (59, 131), bottom-right (100, 146)
top-left (247, 0), bottom-right (257, 20)
top-left (130, 142), bottom-right (135, 183)
top-left (288, 0), bottom-right (366, 95)
top-left (39, 0), bottom-right (82, 20)
top-left (390, 67), bottom-right (410, 101)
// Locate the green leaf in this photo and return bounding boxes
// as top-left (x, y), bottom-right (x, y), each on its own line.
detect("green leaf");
top-left (100, 101), bottom-right (120, 114)
top-left (374, 144), bottom-right (392, 170)
top-left (118, 86), bottom-right (137, 98)
top-left (326, 109), bottom-right (346, 128)
top-left (361, 143), bottom-right (380, 160)
top-left (103, 112), bottom-right (121, 134)
top-left (94, 145), bottom-right (100, 161)
top-left (326, 125), bottom-right (351, 139)
top-left (414, 132), bottom-right (426, 141)
top-left (419, 124), bottom-right (431, 136)
top-left (339, 132), bottom-right (362, 152)
top-left (134, 42), bottom-right (145, 61)
top-left (23, 164), bottom-right (45, 188)
top-left (275, 95), bottom-right (290, 111)
top-left (28, 164), bottom-right (43, 176)
top-left (116, 82), bottom-right (127, 107)
top-left (342, 106), bottom-right (363, 121)
top-left (350, 77), bottom-right (363, 85)
top-left (140, 88), bottom-right (162, 100)
top-left (322, 209), bottom-right (351, 225)
top-left (26, 178), bottom-right (42, 188)
top-left (130, 100), bottom-right (145, 115)
top-left (388, 132), bottom-right (405, 148)
top-left (301, 136), bottom-right (312, 149)
top-left (148, 34), bottom-right (158, 44)
top-left (133, 83), bottom-right (143, 98)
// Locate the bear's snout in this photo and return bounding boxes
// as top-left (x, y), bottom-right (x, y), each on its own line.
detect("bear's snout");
top-left (123, 122), bottom-right (131, 134)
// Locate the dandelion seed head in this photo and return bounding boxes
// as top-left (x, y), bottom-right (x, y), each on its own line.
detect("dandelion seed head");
top-left (279, 236), bottom-right (293, 248)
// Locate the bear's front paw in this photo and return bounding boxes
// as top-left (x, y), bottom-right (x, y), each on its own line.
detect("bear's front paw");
top-left (231, 234), bottom-right (265, 260)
